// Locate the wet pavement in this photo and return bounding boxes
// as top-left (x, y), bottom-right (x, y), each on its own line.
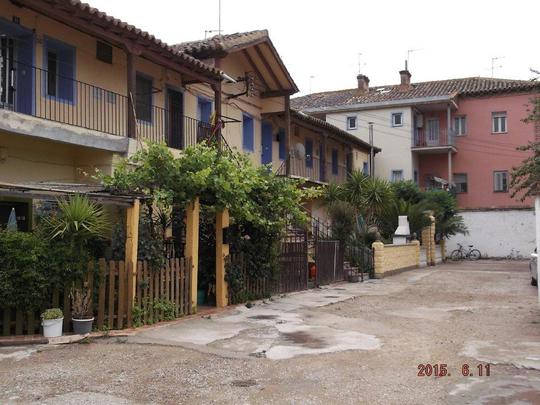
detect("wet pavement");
top-left (1, 260), bottom-right (539, 404)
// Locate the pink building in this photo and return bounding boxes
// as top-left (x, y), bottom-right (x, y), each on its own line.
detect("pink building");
top-left (293, 71), bottom-right (540, 257)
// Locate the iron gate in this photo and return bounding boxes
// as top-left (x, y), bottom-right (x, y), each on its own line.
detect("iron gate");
top-left (277, 228), bottom-right (308, 293)
top-left (315, 239), bottom-right (344, 285)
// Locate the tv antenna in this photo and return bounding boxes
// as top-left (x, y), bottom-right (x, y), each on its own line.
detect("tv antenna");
top-left (491, 56), bottom-right (505, 78)
top-left (406, 48), bottom-right (422, 70)
top-left (204, 0), bottom-right (223, 38)
top-left (530, 67), bottom-right (540, 81)
top-left (309, 75), bottom-right (315, 94)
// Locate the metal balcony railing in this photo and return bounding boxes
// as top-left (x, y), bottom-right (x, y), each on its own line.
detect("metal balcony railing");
top-left (413, 128), bottom-right (456, 148)
top-left (276, 155), bottom-right (349, 184)
top-left (0, 60), bottom-right (211, 149)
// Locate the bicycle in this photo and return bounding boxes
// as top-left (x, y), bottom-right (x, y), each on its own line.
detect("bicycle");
top-left (506, 249), bottom-right (524, 260)
top-left (450, 243), bottom-right (481, 261)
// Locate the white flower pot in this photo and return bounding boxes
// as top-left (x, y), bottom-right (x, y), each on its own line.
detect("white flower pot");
top-left (42, 317), bottom-right (64, 338)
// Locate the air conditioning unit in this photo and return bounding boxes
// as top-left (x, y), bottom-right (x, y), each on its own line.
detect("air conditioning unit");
top-left (416, 114), bottom-right (424, 128)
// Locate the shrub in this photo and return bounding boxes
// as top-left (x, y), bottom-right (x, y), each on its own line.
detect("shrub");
top-left (0, 230), bottom-right (49, 311)
top-left (41, 308), bottom-right (63, 320)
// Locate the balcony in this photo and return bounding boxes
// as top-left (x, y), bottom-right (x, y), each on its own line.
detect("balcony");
top-left (0, 60), bottom-right (212, 150)
top-left (412, 128), bottom-right (457, 153)
top-left (278, 155), bottom-right (348, 184)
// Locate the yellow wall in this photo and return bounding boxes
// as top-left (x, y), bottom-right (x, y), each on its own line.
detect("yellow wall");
top-left (0, 130), bottom-right (116, 184)
top-left (372, 241), bottom-right (420, 278)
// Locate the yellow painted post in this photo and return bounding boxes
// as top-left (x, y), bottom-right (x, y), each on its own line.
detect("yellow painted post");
top-left (125, 199), bottom-right (140, 302)
top-left (429, 215), bottom-right (436, 266)
top-left (421, 211), bottom-right (436, 266)
top-left (185, 197), bottom-right (200, 311)
top-left (372, 241), bottom-right (385, 279)
top-left (215, 208), bottom-right (229, 308)
top-left (411, 240), bottom-right (421, 268)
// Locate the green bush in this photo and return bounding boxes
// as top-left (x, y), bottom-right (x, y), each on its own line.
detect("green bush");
top-left (0, 230), bottom-right (49, 311)
top-left (41, 308), bottom-right (63, 320)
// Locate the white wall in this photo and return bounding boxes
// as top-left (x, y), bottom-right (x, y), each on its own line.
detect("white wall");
top-left (325, 107), bottom-right (414, 181)
top-left (447, 209), bottom-right (535, 258)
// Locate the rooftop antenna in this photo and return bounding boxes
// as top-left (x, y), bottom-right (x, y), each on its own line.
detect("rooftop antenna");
top-left (491, 56), bottom-right (505, 78)
top-left (358, 53), bottom-right (363, 74)
top-left (406, 48), bottom-right (422, 70)
top-left (204, 0), bottom-right (223, 39)
top-left (309, 75), bottom-right (315, 94)
top-left (531, 67), bottom-right (540, 81)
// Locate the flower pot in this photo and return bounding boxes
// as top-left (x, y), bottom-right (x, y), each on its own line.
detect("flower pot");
top-left (72, 317), bottom-right (94, 335)
top-left (42, 317), bottom-right (64, 338)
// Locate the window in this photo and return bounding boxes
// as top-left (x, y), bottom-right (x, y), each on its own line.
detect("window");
top-left (454, 116), bottom-right (467, 136)
top-left (454, 173), bottom-right (468, 193)
top-left (392, 112), bottom-right (403, 127)
top-left (44, 38), bottom-right (75, 102)
top-left (305, 139), bottom-right (313, 168)
top-left (242, 114), bottom-right (254, 152)
top-left (391, 170), bottom-right (403, 182)
top-left (96, 41), bottom-right (113, 64)
top-left (331, 149), bottom-right (339, 175)
top-left (363, 161), bottom-right (369, 175)
top-left (278, 128), bottom-right (286, 160)
top-left (136, 74), bottom-right (153, 122)
top-left (346, 116), bottom-right (357, 130)
top-left (493, 171), bottom-right (508, 192)
top-left (492, 112), bottom-right (507, 133)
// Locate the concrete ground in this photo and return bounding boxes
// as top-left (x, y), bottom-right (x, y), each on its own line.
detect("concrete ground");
top-left (1, 260), bottom-right (540, 404)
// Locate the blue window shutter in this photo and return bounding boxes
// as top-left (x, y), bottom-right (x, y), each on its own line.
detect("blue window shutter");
top-left (243, 114), bottom-right (254, 151)
top-left (278, 128), bottom-right (286, 160)
top-left (363, 162), bottom-right (369, 175)
top-left (305, 139), bottom-right (313, 168)
top-left (198, 98), bottom-right (212, 123)
top-left (332, 149), bottom-right (338, 175)
top-left (58, 46), bottom-right (74, 101)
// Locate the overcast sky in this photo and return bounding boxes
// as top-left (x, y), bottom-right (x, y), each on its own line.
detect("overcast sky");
top-left (89, 0), bottom-right (540, 96)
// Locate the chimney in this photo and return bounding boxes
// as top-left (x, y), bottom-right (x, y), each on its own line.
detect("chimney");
top-left (357, 74), bottom-right (370, 93)
top-left (399, 60), bottom-right (412, 89)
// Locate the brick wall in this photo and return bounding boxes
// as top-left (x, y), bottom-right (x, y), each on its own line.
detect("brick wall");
top-left (372, 240), bottom-right (420, 278)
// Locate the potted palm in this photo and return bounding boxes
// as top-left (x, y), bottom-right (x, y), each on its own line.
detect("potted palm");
top-left (45, 195), bottom-right (110, 333)
top-left (41, 308), bottom-right (64, 338)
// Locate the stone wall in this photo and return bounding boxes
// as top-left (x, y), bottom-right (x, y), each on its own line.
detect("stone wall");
top-left (372, 241), bottom-right (421, 278)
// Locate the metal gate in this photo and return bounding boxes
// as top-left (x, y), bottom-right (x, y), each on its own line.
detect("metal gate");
top-left (277, 228), bottom-right (308, 293)
top-left (315, 239), bottom-right (343, 285)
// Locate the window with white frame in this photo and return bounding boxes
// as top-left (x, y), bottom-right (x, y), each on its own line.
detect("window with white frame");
top-left (391, 170), bottom-right (403, 182)
top-left (454, 173), bottom-right (468, 193)
top-left (492, 112), bottom-right (507, 134)
top-left (391, 112), bottom-right (403, 127)
top-left (346, 116), bottom-right (357, 130)
top-left (493, 170), bottom-right (508, 192)
top-left (454, 116), bottom-right (467, 136)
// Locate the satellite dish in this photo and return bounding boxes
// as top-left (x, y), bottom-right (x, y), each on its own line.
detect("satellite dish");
top-left (294, 143), bottom-right (306, 159)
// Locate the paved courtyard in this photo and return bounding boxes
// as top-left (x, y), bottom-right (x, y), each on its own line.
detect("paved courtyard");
top-left (1, 260), bottom-right (540, 404)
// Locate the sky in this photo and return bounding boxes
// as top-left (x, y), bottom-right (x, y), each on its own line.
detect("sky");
top-left (88, 0), bottom-right (540, 96)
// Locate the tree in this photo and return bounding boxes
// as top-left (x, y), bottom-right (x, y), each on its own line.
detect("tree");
top-left (510, 97), bottom-right (540, 201)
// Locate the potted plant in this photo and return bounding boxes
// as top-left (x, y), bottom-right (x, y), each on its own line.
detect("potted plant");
top-left (41, 308), bottom-right (64, 338)
top-left (70, 285), bottom-right (94, 334)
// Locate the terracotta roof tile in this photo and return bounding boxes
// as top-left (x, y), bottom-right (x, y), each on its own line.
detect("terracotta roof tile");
top-left (173, 30), bottom-right (269, 59)
top-left (292, 77), bottom-right (540, 111)
top-left (48, 1), bottom-right (222, 79)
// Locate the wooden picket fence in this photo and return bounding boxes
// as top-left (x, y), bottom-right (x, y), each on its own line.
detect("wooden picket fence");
top-left (0, 257), bottom-right (193, 336)
top-left (227, 254), bottom-right (270, 304)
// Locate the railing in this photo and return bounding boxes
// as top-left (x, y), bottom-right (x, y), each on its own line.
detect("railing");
top-left (413, 128), bottom-right (455, 148)
top-left (326, 162), bottom-right (348, 184)
top-left (0, 60), bottom-right (212, 149)
top-left (288, 155), bottom-right (323, 182)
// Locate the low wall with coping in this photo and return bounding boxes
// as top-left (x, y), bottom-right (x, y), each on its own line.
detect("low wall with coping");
top-left (372, 240), bottom-right (421, 278)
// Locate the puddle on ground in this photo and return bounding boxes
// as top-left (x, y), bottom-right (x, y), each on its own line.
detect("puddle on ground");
top-left (324, 296), bottom-right (340, 298)
top-left (231, 379), bottom-right (257, 387)
top-left (280, 331), bottom-right (327, 349)
top-left (248, 315), bottom-right (278, 320)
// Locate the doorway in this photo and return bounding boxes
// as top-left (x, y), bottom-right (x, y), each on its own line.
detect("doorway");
top-left (167, 89), bottom-right (184, 149)
top-left (261, 121), bottom-right (273, 165)
top-left (0, 36), bottom-right (16, 109)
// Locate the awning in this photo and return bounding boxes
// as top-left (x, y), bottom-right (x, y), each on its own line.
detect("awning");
top-left (0, 182), bottom-right (145, 207)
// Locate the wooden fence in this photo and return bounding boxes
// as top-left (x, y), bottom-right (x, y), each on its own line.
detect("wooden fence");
top-left (0, 258), bottom-right (192, 336)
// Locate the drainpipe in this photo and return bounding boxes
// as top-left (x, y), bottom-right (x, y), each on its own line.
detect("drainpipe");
top-left (447, 104), bottom-right (453, 187)
top-left (285, 95), bottom-right (291, 176)
top-left (369, 122), bottom-right (374, 178)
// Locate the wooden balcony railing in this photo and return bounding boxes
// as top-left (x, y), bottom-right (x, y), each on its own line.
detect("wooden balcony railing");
top-left (276, 155), bottom-right (349, 184)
